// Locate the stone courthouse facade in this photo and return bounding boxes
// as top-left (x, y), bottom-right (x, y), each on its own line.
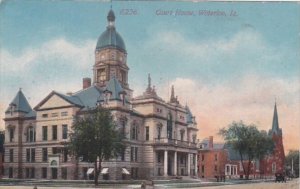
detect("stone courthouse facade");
top-left (3, 10), bottom-right (198, 180)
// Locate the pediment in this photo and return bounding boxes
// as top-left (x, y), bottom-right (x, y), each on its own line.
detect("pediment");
top-left (35, 91), bottom-right (78, 110)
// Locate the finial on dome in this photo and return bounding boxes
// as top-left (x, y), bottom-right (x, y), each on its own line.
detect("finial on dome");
top-left (107, 9), bottom-right (116, 26)
top-left (148, 73), bottom-right (151, 89)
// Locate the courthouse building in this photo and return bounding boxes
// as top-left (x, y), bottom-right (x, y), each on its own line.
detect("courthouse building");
top-left (3, 9), bottom-right (199, 180)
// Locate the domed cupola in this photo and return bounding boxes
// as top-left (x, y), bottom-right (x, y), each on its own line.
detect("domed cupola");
top-left (95, 9), bottom-right (126, 53)
top-left (93, 9), bottom-right (132, 99)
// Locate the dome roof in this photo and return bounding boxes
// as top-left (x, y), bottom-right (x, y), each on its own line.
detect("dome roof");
top-left (95, 10), bottom-right (126, 52)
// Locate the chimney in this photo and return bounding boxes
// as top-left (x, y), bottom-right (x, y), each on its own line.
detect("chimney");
top-left (83, 78), bottom-right (91, 89)
top-left (209, 136), bottom-right (213, 149)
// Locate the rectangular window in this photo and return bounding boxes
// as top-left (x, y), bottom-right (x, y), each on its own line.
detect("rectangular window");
top-left (201, 165), bottom-right (205, 173)
top-left (25, 168), bottom-right (30, 178)
top-left (62, 125), bottom-right (68, 139)
top-left (31, 149), bottom-right (35, 162)
top-left (52, 125), bottom-right (57, 140)
top-left (42, 148), bottom-right (48, 162)
top-left (52, 147), bottom-right (58, 155)
top-left (193, 154), bottom-right (195, 165)
top-left (61, 112), bottom-right (68, 116)
top-left (62, 168), bottom-right (67, 179)
top-left (130, 147), bottom-right (134, 162)
top-left (42, 167), bottom-right (47, 179)
top-left (157, 152), bottom-right (161, 163)
top-left (226, 166), bottom-right (230, 174)
top-left (51, 168), bottom-right (57, 179)
top-left (9, 149), bottom-right (13, 162)
top-left (63, 148), bottom-right (68, 162)
top-left (214, 154), bottom-right (218, 161)
top-left (214, 165), bottom-right (218, 172)
top-left (145, 126), bottom-right (149, 141)
top-left (121, 121), bottom-right (126, 138)
top-left (9, 167), bottom-right (13, 178)
top-left (26, 149), bottom-right (35, 162)
top-left (121, 148), bottom-right (125, 161)
top-left (135, 147), bottom-right (138, 162)
top-left (180, 131), bottom-right (184, 141)
top-left (51, 113), bottom-right (58, 117)
top-left (42, 126), bottom-right (48, 141)
top-left (26, 149), bottom-right (30, 162)
top-left (9, 128), bottom-right (14, 142)
top-left (42, 113), bottom-right (48, 118)
top-left (30, 168), bottom-right (35, 178)
top-left (180, 156), bottom-right (184, 164)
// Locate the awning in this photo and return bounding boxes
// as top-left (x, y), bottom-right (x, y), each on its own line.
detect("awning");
top-left (101, 168), bottom-right (109, 174)
top-left (87, 168), bottom-right (94, 175)
top-left (122, 168), bottom-right (130, 175)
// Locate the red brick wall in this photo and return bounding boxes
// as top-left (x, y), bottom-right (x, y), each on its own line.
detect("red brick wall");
top-left (261, 135), bottom-right (285, 176)
top-left (198, 150), bottom-right (228, 179)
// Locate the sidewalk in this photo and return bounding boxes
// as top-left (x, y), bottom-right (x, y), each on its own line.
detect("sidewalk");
top-left (0, 178), bottom-right (298, 189)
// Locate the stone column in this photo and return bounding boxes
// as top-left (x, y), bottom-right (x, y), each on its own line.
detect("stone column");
top-left (164, 150), bottom-right (168, 176)
top-left (195, 153), bottom-right (198, 176)
top-left (187, 153), bottom-right (190, 176)
top-left (174, 151), bottom-right (177, 176)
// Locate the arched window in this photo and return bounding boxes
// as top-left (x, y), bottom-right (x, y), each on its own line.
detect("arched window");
top-left (8, 126), bottom-right (15, 142)
top-left (27, 126), bottom-right (36, 142)
top-left (167, 112), bottom-right (173, 139)
top-left (120, 118), bottom-right (127, 138)
top-left (180, 129), bottom-right (185, 141)
top-left (97, 69), bottom-right (106, 82)
top-left (192, 134), bottom-right (197, 143)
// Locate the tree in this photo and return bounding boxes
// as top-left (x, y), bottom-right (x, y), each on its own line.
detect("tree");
top-left (285, 150), bottom-right (299, 178)
top-left (69, 106), bottom-right (124, 185)
top-left (219, 121), bottom-right (274, 179)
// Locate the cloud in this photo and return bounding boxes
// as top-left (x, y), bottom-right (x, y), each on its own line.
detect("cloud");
top-left (0, 38), bottom-right (96, 130)
top-left (153, 75), bottom-right (300, 152)
top-left (140, 28), bottom-right (299, 82)
top-left (0, 38), bottom-right (95, 75)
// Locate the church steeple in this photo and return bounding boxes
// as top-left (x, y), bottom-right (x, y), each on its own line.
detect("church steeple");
top-left (269, 102), bottom-right (282, 136)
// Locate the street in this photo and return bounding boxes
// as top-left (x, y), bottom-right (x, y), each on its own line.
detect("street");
top-left (0, 179), bottom-right (299, 189)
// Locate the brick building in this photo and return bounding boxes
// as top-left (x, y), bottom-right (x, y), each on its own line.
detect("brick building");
top-left (198, 136), bottom-right (228, 179)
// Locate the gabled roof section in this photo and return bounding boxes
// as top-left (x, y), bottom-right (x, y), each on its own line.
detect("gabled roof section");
top-left (5, 89), bottom-right (32, 114)
top-left (200, 139), bottom-right (224, 150)
top-left (223, 143), bottom-right (249, 161)
top-left (72, 85), bottom-right (103, 110)
top-left (104, 77), bottom-right (126, 100)
top-left (34, 91), bottom-right (84, 110)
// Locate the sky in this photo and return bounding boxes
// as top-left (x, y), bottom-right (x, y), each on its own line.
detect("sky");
top-left (0, 0), bottom-right (299, 153)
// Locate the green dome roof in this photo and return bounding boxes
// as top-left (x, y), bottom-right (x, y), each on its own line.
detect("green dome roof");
top-left (96, 10), bottom-right (126, 52)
